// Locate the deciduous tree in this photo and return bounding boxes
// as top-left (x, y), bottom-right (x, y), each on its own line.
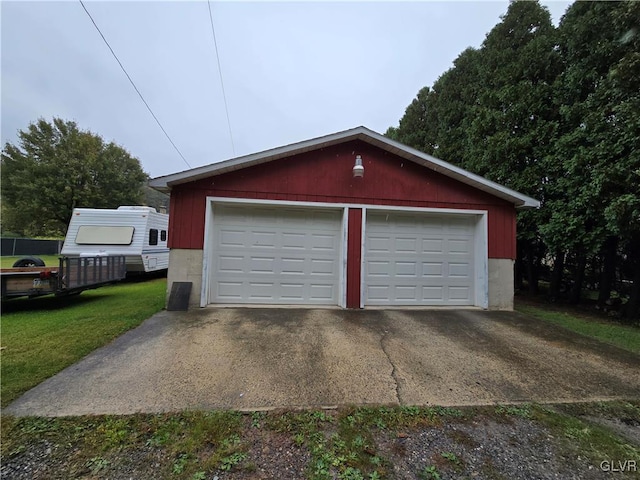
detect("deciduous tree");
top-left (1, 118), bottom-right (147, 237)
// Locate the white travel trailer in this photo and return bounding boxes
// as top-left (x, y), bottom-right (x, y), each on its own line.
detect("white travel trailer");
top-left (61, 206), bottom-right (169, 273)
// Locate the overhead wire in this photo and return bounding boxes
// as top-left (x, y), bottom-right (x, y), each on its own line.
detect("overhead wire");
top-left (207, 0), bottom-right (236, 156)
top-left (78, 0), bottom-right (192, 169)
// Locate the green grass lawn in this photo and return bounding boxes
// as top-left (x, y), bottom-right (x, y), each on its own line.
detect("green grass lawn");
top-left (516, 303), bottom-right (640, 354)
top-left (1, 254), bottom-right (61, 268)
top-left (1, 278), bottom-right (166, 407)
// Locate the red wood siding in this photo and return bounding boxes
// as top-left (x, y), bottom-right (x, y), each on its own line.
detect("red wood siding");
top-left (346, 208), bottom-right (363, 308)
top-left (168, 190), bottom-right (206, 248)
top-left (169, 140), bottom-right (517, 259)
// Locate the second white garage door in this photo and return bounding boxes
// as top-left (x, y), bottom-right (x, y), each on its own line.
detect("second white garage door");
top-left (365, 211), bottom-right (477, 306)
top-left (209, 204), bottom-right (342, 305)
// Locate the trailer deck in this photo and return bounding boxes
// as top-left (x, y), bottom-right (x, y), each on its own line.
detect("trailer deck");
top-left (1, 256), bottom-right (127, 300)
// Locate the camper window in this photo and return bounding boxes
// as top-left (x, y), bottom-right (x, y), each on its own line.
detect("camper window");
top-left (161, 230), bottom-right (167, 242)
top-left (76, 226), bottom-right (134, 245)
top-left (149, 229), bottom-right (159, 245)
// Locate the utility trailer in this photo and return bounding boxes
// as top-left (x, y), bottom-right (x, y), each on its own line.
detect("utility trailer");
top-left (61, 206), bottom-right (169, 274)
top-left (1, 255), bottom-right (126, 300)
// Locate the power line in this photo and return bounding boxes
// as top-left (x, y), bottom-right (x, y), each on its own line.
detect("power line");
top-left (79, 0), bottom-right (191, 169)
top-left (207, 0), bottom-right (235, 156)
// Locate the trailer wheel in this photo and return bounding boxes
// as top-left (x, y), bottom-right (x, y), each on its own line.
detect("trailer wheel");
top-left (12, 256), bottom-right (46, 267)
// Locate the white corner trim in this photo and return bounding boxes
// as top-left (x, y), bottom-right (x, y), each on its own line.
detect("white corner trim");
top-left (474, 213), bottom-right (489, 309)
top-left (340, 207), bottom-right (348, 309)
top-left (200, 199), bottom-right (214, 308)
top-left (360, 207), bottom-right (367, 309)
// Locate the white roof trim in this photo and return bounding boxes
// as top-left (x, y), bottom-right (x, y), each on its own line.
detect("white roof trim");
top-left (149, 126), bottom-right (540, 209)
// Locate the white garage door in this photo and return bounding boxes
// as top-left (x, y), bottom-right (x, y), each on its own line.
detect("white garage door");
top-left (365, 211), bottom-right (476, 306)
top-left (210, 204), bottom-right (342, 305)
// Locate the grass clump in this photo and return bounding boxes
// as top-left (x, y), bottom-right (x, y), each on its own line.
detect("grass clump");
top-left (167, 411), bottom-right (246, 476)
top-left (494, 403), bottom-right (532, 419)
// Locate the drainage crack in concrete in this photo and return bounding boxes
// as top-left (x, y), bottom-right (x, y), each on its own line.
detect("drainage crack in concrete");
top-left (379, 328), bottom-right (403, 405)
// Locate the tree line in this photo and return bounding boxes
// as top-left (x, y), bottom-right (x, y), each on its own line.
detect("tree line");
top-left (386, 1), bottom-right (639, 320)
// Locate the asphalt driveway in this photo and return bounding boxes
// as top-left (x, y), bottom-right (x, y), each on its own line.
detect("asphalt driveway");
top-left (5, 308), bottom-right (640, 416)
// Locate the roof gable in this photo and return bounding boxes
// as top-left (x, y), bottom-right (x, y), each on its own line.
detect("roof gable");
top-left (149, 126), bottom-right (539, 209)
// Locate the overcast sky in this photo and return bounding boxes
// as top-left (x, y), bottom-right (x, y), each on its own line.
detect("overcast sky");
top-left (1, 0), bottom-right (572, 179)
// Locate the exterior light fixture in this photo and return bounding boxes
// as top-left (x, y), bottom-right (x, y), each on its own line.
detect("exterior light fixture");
top-left (353, 155), bottom-right (364, 178)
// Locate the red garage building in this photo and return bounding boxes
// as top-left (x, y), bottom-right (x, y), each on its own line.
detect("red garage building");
top-left (150, 127), bottom-right (538, 310)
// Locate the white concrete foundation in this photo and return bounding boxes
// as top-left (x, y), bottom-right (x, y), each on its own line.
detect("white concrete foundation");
top-left (488, 258), bottom-right (514, 310)
top-left (167, 249), bottom-right (203, 308)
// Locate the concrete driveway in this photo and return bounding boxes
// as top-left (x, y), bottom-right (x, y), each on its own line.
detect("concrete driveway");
top-left (5, 308), bottom-right (640, 416)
